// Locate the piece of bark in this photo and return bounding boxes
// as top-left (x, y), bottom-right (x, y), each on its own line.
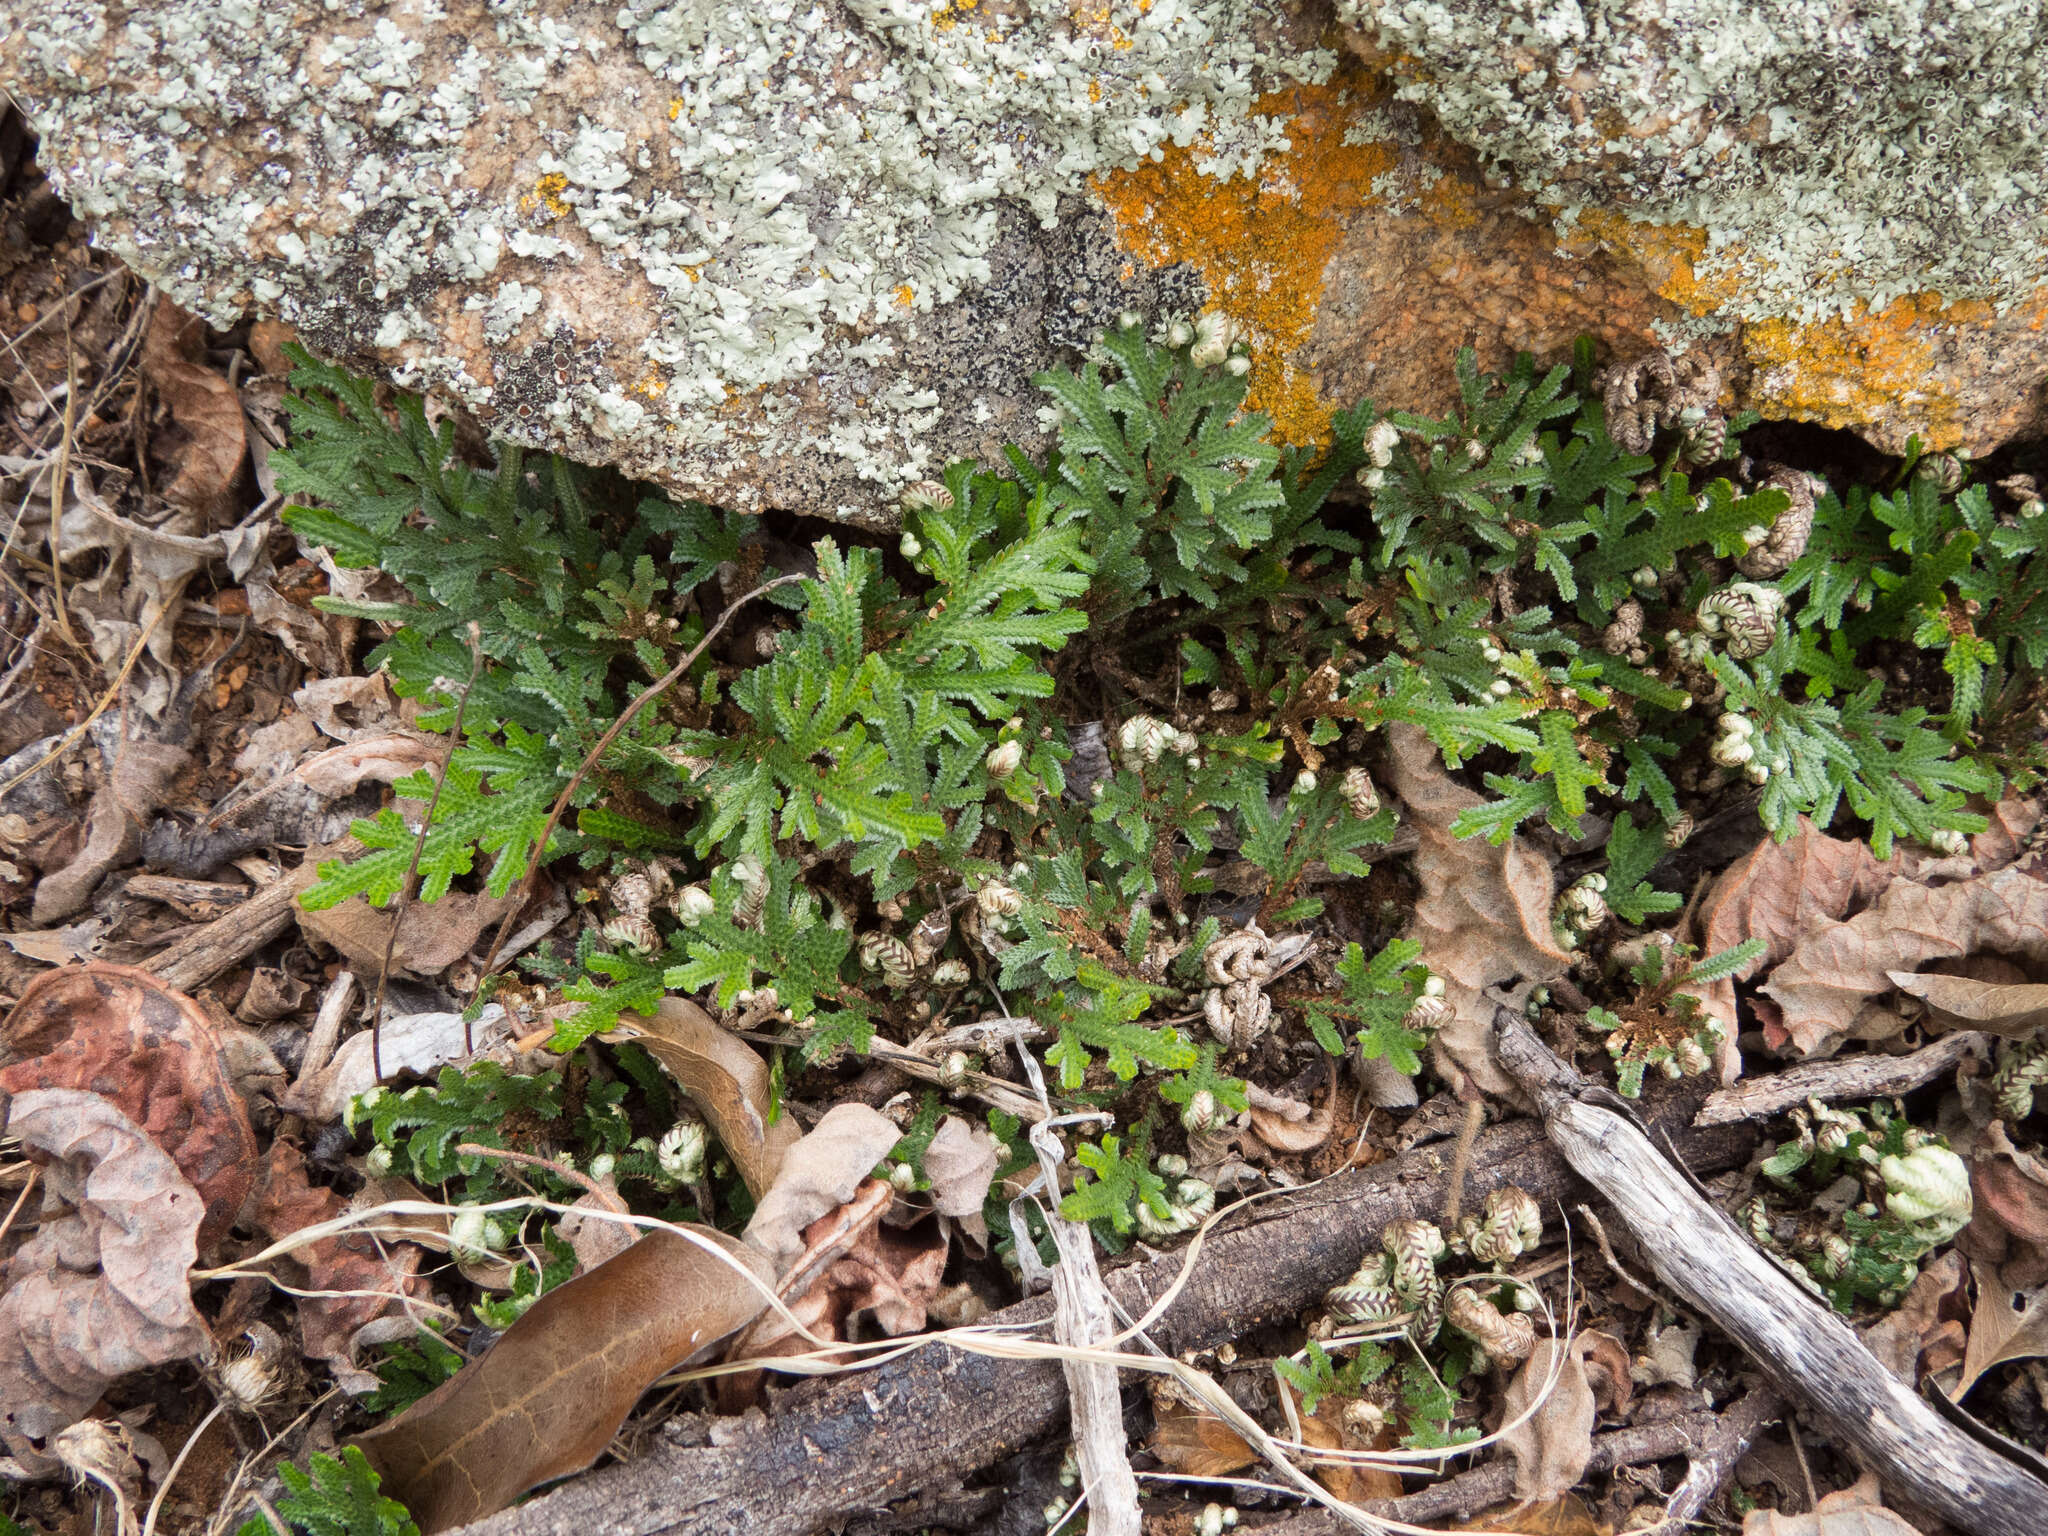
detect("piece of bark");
top-left (451, 1107), bottom-right (1755, 1536)
top-left (146, 858), bottom-right (322, 992)
top-left (1256, 1386), bottom-right (1781, 1532)
top-left (1694, 1032), bottom-right (1987, 1127)
top-left (1496, 1011), bottom-right (2048, 1536)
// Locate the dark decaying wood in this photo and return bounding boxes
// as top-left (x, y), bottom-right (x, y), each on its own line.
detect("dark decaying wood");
top-left (1496, 1011), bottom-right (2048, 1536)
top-left (454, 1105), bottom-right (1755, 1536)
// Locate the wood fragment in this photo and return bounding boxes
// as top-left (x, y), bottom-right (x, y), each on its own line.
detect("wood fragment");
top-left (123, 874), bottom-right (250, 920)
top-left (146, 856), bottom-right (326, 993)
top-left (1634, 1383), bottom-right (1782, 1536)
top-left (1497, 1011), bottom-right (2048, 1536)
top-left (452, 1108), bottom-right (1755, 1536)
top-left (1694, 1031), bottom-right (1987, 1126)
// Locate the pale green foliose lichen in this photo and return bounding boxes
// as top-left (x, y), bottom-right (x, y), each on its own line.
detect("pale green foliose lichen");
top-left (0, 0), bottom-right (1332, 519)
top-left (1334, 0), bottom-right (2048, 321)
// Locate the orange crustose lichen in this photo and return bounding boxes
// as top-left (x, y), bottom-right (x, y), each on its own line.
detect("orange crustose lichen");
top-left (1093, 77), bottom-right (1396, 444)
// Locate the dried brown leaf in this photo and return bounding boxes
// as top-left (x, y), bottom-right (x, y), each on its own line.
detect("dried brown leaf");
top-left (1966, 1121), bottom-right (2048, 1264)
top-left (1860, 1250), bottom-right (1967, 1386)
top-left (555, 1177), bottom-right (636, 1275)
top-left (1380, 724), bottom-right (1570, 1100)
top-left (353, 1225), bottom-right (771, 1534)
top-left (0, 1088), bottom-right (211, 1469)
top-left (141, 296), bottom-right (246, 518)
top-left (1497, 1336), bottom-right (1597, 1503)
top-left (1453, 1494), bottom-right (1611, 1535)
top-left (1294, 1408), bottom-right (1401, 1502)
top-left (741, 1102), bottom-right (903, 1271)
top-left (602, 998), bottom-right (800, 1200)
top-left (1693, 818), bottom-right (1899, 1045)
top-left (296, 885), bottom-right (521, 977)
top-left (1759, 867), bottom-right (2048, 1055)
top-left (919, 1114), bottom-right (999, 1219)
top-left (292, 733), bottom-right (442, 799)
top-left (251, 1140), bottom-right (427, 1386)
top-left (1146, 1391), bottom-right (1255, 1478)
top-left (1250, 1082), bottom-right (1335, 1153)
top-left (1577, 1328), bottom-right (1632, 1417)
top-left (1740, 1472), bottom-right (1923, 1535)
top-left (30, 733), bottom-right (188, 925)
top-left (0, 963), bottom-right (257, 1251)
top-left (1888, 972), bottom-right (2048, 1037)
top-left (1956, 1260), bottom-right (2048, 1399)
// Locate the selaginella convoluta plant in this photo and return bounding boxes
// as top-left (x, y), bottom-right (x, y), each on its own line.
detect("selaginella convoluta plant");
top-left (271, 309), bottom-right (2040, 1250)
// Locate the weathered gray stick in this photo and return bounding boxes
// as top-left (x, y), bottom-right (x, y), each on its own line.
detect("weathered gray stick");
top-left (1496, 1011), bottom-right (2048, 1536)
top-left (1695, 1030), bottom-right (1986, 1126)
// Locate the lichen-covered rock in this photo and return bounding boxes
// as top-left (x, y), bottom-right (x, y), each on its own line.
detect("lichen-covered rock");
top-left (5, 0), bottom-right (2046, 523)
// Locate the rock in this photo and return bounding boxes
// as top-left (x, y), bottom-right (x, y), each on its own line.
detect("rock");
top-left (5, 0), bottom-right (2046, 525)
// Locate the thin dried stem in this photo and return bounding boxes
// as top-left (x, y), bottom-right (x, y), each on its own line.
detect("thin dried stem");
top-left (372, 621), bottom-right (483, 1076)
top-left (0, 1165), bottom-right (38, 1248)
top-left (472, 572), bottom-right (805, 990)
top-left (46, 329), bottom-right (80, 649)
top-left (453, 1142), bottom-right (626, 1210)
top-left (140, 1401), bottom-right (224, 1536)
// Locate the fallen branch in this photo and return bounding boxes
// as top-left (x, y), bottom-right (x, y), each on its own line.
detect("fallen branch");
top-left (1694, 1030), bottom-right (1986, 1126)
top-left (453, 1106), bottom-right (1755, 1536)
top-left (1258, 1383), bottom-right (1781, 1531)
top-left (1495, 1011), bottom-right (2048, 1536)
top-left (148, 856), bottom-right (327, 992)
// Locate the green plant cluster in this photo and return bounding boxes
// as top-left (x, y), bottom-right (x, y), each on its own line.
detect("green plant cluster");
top-left (234, 1449), bottom-right (415, 1536)
top-left (1273, 1338), bottom-right (1472, 1451)
top-left (274, 317), bottom-right (2038, 1233)
top-left (1750, 1099), bottom-right (1955, 1311)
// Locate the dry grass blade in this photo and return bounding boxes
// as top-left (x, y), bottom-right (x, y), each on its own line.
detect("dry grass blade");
top-left (353, 1225), bottom-right (773, 1534)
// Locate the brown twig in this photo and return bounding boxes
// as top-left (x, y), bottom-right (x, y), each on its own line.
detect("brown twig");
top-left (471, 572), bottom-right (805, 993)
top-left (1638, 1383), bottom-right (1783, 1535)
top-left (371, 622), bottom-right (484, 1077)
top-left (0, 1166), bottom-right (39, 1249)
top-left (1496, 1008), bottom-right (2048, 1536)
top-left (452, 1144), bottom-right (626, 1211)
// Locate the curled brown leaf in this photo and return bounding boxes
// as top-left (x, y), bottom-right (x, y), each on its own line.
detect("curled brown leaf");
top-left (0, 1088), bottom-right (211, 1470)
top-left (741, 1101), bottom-right (903, 1271)
top-left (1760, 867), bottom-right (2048, 1055)
top-left (0, 963), bottom-right (256, 1251)
top-left (1497, 1336), bottom-right (1598, 1503)
top-left (1380, 724), bottom-right (1569, 1102)
top-left (250, 1140), bottom-right (427, 1390)
top-left (602, 997), bottom-right (800, 1200)
top-left (1887, 972), bottom-right (2048, 1037)
top-left (1693, 817), bottom-right (1900, 1047)
top-left (353, 1225), bottom-right (771, 1534)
